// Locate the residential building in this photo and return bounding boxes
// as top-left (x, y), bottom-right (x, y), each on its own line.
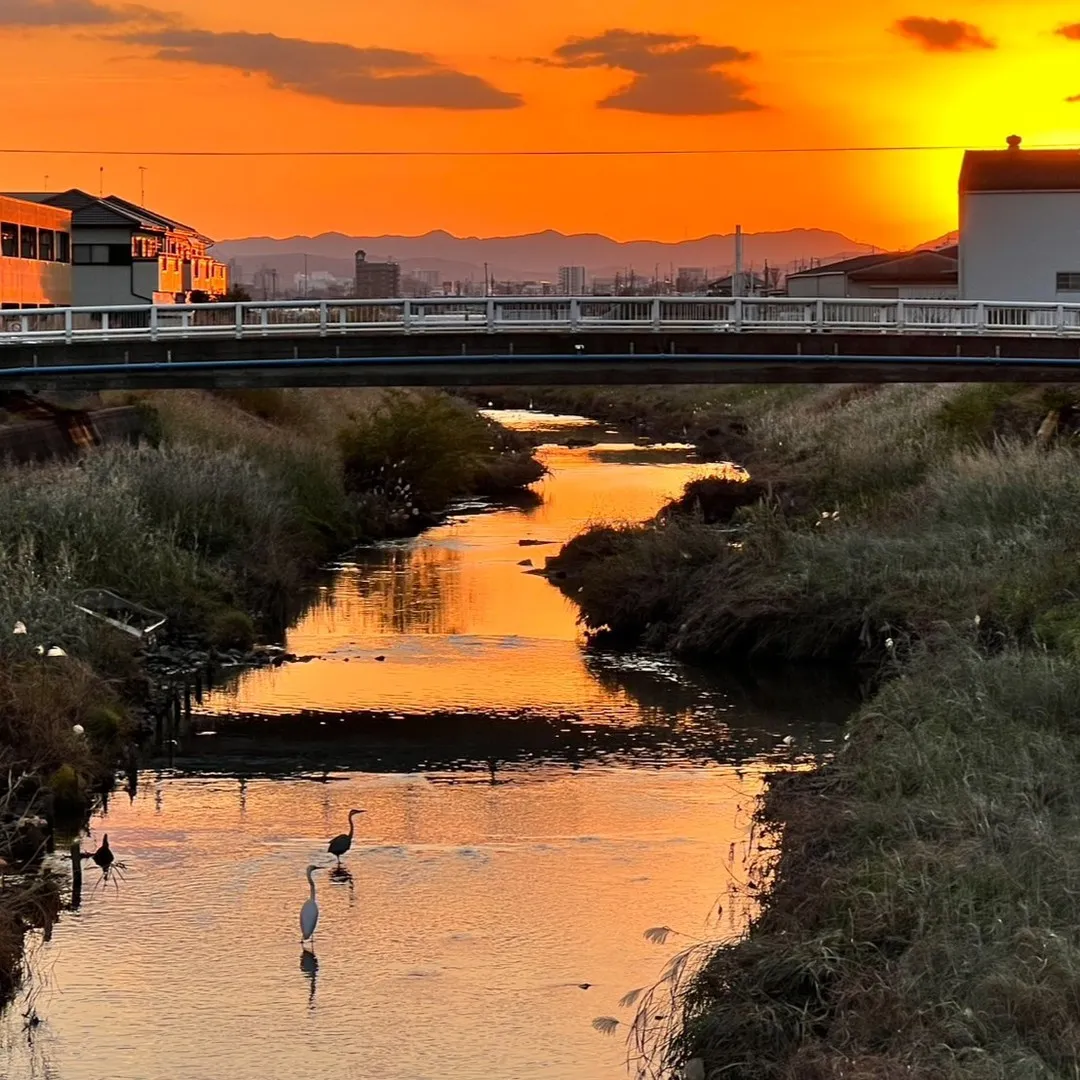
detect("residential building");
top-left (959, 136), bottom-right (1080, 302)
top-left (785, 248), bottom-right (958, 300)
top-left (354, 250), bottom-right (400, 298)
top-left (558, 265), bottom-right (586, 295)
top-left (2, 189), bottom-right (227, 305)
top-left (0, 194), bottom-right (72, 308)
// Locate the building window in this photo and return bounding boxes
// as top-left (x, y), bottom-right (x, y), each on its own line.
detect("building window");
top-left (1057, 272), bottom-right (1080, 293)
top-left (19, 226), bottom-right (36, 260)
top-left (73, 244), bottom-right (114, 265)
top-left (38, 229), bottom-right (54, 262)
top-left (0, 223), bottom-right (15, 258)
top-left (57, 231), bottom-right (70, 263)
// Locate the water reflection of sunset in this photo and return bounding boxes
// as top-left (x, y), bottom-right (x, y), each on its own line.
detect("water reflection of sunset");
top-left (3, 767), bottom-right (769, 1080)
top-left (204, 436), bottom-right (721, 718)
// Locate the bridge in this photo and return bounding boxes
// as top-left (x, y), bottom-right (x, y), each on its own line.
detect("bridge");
top-left (4, 297), bottom-right (1080, 389)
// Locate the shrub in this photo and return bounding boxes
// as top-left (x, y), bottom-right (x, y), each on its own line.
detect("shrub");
top-left (83, 704), bottom-right (123, 745)
top-left (48, 764), bottom-right (82, 811)
top-left (209, 609), bottom-right (256, 651)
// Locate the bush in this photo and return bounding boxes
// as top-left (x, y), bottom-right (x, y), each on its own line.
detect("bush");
top-left (209, 609), bottom-right (256, 651)
top-left (48, 764), bottom-right (82, 812)
top-left (339, 391), bottom-right (542, 511)
top-left (83, 704), bottom-right (123, 745)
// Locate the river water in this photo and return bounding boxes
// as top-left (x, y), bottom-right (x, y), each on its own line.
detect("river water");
top-left (1, 411), bottom-right (847, 1080)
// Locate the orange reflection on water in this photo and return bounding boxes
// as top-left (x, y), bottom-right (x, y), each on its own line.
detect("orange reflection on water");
top-left (3, 767), bottom-right (770, 1080)
top-left (205, 434), bottom-right (724, 718)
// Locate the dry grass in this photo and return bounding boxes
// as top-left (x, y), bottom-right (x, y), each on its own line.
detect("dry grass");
top-left (668, 646), bottom-right (1080, 1079)
top-left (547, 383), bottom-right (1080, 1078)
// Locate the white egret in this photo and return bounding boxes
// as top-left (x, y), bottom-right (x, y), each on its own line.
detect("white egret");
top-left (327, 808), bottom-right (365, 867)
top-left (300, 864), bottom-right (324, 944)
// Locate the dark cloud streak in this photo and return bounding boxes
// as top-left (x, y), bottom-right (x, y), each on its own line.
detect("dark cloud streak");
top-left (0, 0), bottom-right (165, 26)
top-left (895, 17), bottom-right (995, 52)
top-left (543, 29), bottom-right (761, 116)
top-left (119, 28), bottom-right (522, 110)
top-left (1057, 23), bottom-right (1080, 41)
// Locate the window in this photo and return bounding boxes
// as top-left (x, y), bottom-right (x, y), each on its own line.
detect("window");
top-left (19, 225), bottom-right (36, 260)
top-left (57, 231), bottom-right (70, 263)
top-left (1057, 272), bottom-right (1080, 292)
top-left (37, 229), bottom-right (54, 262)
top-left (72, 243), bottom-right (129, 265)
top-left (0, 222), bottom-right (15, 258)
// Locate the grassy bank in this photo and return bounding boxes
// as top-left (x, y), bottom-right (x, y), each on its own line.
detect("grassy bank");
top-left (0, 387), bottom-right (542, 1003)
top-left (547, 383), bottom-right (1080, 1077)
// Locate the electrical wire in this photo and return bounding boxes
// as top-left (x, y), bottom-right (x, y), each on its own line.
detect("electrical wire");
top-left (0, 143), bottom-right (1075, 159)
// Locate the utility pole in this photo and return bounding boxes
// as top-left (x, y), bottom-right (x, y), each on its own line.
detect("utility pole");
top-left (303, 253), bottom-right (309, 297)
top-left (734, 224), bottom-right (744, 298)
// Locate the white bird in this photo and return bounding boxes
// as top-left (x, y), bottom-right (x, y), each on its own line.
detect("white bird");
top-left (300, 864), bottom-right (323, 944)
top-left (12, 621), bottom-right (26, 635)
top-left (72, 724), bottom-right (85, 736)
top-left (782, 735), bottom-right (795, 747)
top-left (46, 646), bottom-right (67, 658)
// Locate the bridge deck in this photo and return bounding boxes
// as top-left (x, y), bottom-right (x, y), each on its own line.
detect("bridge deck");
top-left (4, 298), bottom-right (1080, 387)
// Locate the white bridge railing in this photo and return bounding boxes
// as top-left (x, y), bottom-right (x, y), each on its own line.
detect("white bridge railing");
top-left (3, 296), bottom-right (1080, 344)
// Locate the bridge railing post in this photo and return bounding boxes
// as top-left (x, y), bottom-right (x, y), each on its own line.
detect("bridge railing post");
top-left (895, 301), bottom-right (905, 334)
top-left (1057, 305), bottom-right (1066, 336)
top-left (235, 303), bottom-right (244, 339)
top-left (734, 298), bottom-right (743, 332)
top-left (486, 298), bottom-right (496, 330)
top-left (569, 298), bottom-right (581, 331)
top-left (651, 298), bottom-right (661, 329)
top-left (402, 300), bottom-right (413, 333)
top-left (975, 303), bottom-right (986, 333)
top-left (319, 301), bottom-right (328, 337)
top-left (815, 299), bottom-right (824, 330)
top-left (101, 310), bottom-right (109, 336)
top-left (64, 308), bottom-right (73, 344)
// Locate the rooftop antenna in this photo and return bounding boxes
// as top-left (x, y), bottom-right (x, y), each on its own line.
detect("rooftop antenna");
top-left (43, 174), bottom-right (48, 192)
top-left (138, 166), bottom-right (147, 206)
top-left (99, 166), bottom-right (104, 197)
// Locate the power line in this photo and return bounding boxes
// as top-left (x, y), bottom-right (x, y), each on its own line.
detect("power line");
top-left (0, 142), bottom-right (1075, 159)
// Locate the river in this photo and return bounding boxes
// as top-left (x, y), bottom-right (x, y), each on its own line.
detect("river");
top-left (1, 411), bottom-right (847, 1080)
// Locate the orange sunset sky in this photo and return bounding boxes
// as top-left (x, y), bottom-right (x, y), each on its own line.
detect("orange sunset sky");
top-left (3, 0), bottom-right (1080, 247)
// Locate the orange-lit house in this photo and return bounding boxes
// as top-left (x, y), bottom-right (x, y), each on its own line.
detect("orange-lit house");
top-left (2, 189), bottom-right (227, 306)
top-left (0, 195), bottom-right (73, 308)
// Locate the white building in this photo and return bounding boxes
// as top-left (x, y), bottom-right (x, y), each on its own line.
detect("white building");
top-left (558, 265), bottom-right (586, 295)
top-left (960, 136), bottom-right (1080, 302)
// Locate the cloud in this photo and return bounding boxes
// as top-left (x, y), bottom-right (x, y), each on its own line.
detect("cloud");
top-left (1058, 23), bottom-right (1080, 41)
top-left (0, 0), bottom-right (162, 25)
top-left (119, 28), bottom-right (522, 109)
top-left (895, 17), bottom-right (995, 51)
top-left (542, 28), bottom-right (761, 116)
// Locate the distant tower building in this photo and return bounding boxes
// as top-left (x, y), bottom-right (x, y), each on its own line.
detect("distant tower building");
top-left (353, 250), bottom-right (400, 299)
top-left (558, 265), bottom-right (587, 295)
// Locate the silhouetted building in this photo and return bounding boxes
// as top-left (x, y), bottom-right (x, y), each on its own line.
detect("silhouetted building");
top-left (558, 265), bottom-right (586, 295)
top-left (960, 135), bottom-right (1080, 302)
top-left (0, 195), bottom-right (72, 308)
top-left (785, 247), bottom-right (958, 300)
top-left (354, 250), bottom-right (400, 299)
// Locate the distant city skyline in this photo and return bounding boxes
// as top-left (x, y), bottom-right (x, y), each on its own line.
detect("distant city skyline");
top-left (4, 1), bottom-right (1078, 247)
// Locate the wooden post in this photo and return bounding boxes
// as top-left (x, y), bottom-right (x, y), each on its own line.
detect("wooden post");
top-left (69, 840), bottom-right (82, 910)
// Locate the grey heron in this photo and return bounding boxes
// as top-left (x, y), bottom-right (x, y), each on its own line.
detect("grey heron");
top-left (327, 808), bottom-right (365, 867)
top-left (300, 864), bottom-right (323, 944)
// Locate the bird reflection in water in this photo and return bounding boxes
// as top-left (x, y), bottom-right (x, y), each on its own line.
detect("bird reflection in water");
top-left (329, 865), bottom-right (354, 889)
top-left (299, 949), bottom-right (318, 1009)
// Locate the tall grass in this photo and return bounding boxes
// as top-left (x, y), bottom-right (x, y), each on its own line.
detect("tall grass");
top-left (549, 383), bottom-right (1080, 1076)
top-left (669, 646), bottom-right (1080, 1078)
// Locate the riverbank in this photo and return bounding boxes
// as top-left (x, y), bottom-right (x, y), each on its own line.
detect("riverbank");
top-left (546, 383), bottom-right (1080, 1076)
top-left (0, 388), bottom-right (543, 1004)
